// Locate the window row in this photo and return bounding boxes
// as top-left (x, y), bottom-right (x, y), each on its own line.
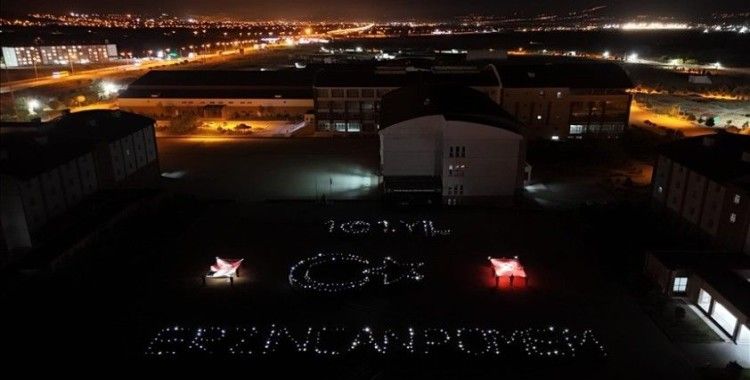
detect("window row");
top-left (449, 146), bottom-right (466, 158)
top-left (446, 185), bottom-right (464, 196)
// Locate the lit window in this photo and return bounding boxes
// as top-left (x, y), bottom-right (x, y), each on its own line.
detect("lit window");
top-left (734, 194), bottom-right (741, 204)
top-left (711, 301), bottom-right (738, 335)
top-left (658, 186), bottom-right (664, 193)
top-left (730, 213), bottom-right (737, 223)
top-left (556, 91), bottom-right (563, 99)
top-left (551, 135), bottom-right (560, 141)
top-left (672, 277), bottom-right (688, 292)
top-left (570, 125), bottom-right (584, 134)
top-left (536, 115), bottom-right (542, 121)
top-left (697, 288), bottom-right (712, 312)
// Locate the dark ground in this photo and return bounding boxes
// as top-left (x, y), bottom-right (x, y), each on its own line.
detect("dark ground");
top-left (0, 135), bottom-right (709, 378)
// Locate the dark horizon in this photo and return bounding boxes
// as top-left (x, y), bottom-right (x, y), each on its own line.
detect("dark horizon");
top-left (2, 0), bottom-right (749, 21)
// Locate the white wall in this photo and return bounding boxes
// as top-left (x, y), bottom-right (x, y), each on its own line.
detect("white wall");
top-left (379, 115), bottom-right (523, 199)
top-left (380, 115), bottom-right (443, 177)
top-left (443, 120), bottom-right (522, 197)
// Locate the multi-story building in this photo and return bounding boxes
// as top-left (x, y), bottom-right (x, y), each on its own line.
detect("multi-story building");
top-left (1, 44), bottom-right (118, 67)
top-left (0, 110), bottom-right (159, 256)
top-left (651, 133), bottom-right (750, 254)
top-left (118, 70), bottom-right (315, 122)
top-left (495, 63), bottom-right (633, 140)
top-left (117, 62), bottom-right (632, 140)
top-left (645, 251), bottom-right (750, 347)
top-left (313, 67), bottom-right (501, 133)
top-left (379, 85), bottom-right (525, 205)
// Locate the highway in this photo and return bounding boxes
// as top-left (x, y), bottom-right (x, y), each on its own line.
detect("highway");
top-left (0, 49), bottom-right (254, 94)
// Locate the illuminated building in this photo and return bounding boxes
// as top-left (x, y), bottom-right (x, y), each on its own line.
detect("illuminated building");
top-left (1, 44), bottom-right (118, 67)
top-left (313, 66), bottom-right (501, 133)
top-left (495, 63), bottom-right (633, 140)
top-left (645, 251), bottom-right (750, 345)
top-left (651, 134), bottom-right (750, 254)
top-left (118, 61), bottom-right (632, 141)
top-left (378, 85), bottom-right (525, 205)
top-left (0, 110), bottom-right (159, 256)
top-left (118, 70), bottom-right (315, 123)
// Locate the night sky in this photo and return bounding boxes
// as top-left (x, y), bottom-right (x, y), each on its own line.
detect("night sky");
top-left (1, 0), bottom-right (748, 20)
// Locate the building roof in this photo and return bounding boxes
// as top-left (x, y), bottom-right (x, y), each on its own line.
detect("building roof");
top-left (119, 88), bottom-right (313, 100)
top-left (495, 62), bottom-right (633, 89)
top-left (379, 85), bottom-right (520, 133)
top-left (1, 110), bottom-right (154, 179)
top-left (659, 133), bottom-right (750, 189)
top-left (313, 69), bottom-right (499, 88)
top-left (127, 69), bottom-right (317, 89)
top-left (0, 134), bottom-right (93, 179)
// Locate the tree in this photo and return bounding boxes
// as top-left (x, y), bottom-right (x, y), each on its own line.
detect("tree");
top-left (705, 117), bottom-right (715, 127)
top-left (167, 113), bottom-right (200, 134)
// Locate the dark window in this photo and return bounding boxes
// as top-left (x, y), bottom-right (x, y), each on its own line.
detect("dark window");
top-left (449, 146), bottom-right (454, 157)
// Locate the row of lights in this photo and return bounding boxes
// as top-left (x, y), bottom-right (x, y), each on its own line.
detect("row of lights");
top-left (288, 253), bottom-right (424, 293)
top-left (145, 325), bottom-right (607, 358)
top-left (325, 219), bottom-right (452, 237)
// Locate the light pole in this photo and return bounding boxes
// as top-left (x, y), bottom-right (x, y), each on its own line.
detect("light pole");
top-left (32, 58), bottom-right (39, 79)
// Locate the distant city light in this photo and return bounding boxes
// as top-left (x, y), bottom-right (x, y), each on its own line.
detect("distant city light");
top-left (621, 22), bottom-right (690, 31)
top-left (626, 53), bottom-right (639, 63)
top-left (602, 51), bottom-right (610, 58)
top-left (714, 62), bottom-right (722, 69)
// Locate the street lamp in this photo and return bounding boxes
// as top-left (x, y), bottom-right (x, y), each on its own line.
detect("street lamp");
top-left (27, 98), bottom-right (41, 115)
top-left (100, 81), bottom-right (119, 97)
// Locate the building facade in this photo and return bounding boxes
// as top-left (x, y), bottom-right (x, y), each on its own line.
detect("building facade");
top-left (117, 62), bottom-right (632, 139)
top-left (0, 110), bottom-right (159, 254)
top-left (118, 70), bottom-right (315, 122)
top-left (379, 86), bottom-right (525, 205)
top-left (2, 44), bottom-right (118, 67)
top-left (313, 67), bottom-right (501, 133)
top-left (651, 133), bottom-right (750, 254)
top-left (496, 63), bottom-right (632, 140)
top-left (645, 252), bottom-right (750, 346)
